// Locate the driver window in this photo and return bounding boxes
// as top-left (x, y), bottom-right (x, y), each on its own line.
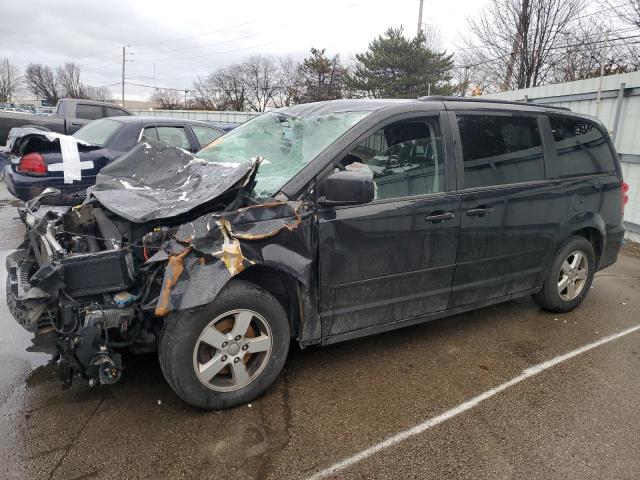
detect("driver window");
top-left (339, 117), bottom-right (444, 200)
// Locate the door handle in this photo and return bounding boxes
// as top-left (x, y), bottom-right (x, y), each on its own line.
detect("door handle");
top-left (466, 206), bottom-right (494, 217)
top-left (425, 211), bottom-right (454, 223)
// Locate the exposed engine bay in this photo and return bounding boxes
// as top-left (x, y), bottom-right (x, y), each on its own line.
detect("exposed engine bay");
top-left (7, 201), bottom-right (175, 387)
top-left (5, 139), bottom-right (316, 390)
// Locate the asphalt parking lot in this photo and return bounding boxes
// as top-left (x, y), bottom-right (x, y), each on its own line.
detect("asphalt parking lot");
top-left (0, 182), bottom-right (639, 480)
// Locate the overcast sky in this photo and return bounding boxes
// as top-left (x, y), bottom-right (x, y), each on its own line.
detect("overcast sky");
top-left (3, 0), bottom-right (488, 102)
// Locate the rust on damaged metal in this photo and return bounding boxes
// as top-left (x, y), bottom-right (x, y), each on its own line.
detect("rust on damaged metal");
top-left (155, 247), bottom-right (192, 317)
top-left (154, 201), bottom-right (306, 316)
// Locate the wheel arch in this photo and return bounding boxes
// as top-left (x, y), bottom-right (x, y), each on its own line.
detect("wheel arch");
top-left (234, 264), bottom-right (304, 339)
top-left (572, 226), bottom-right (603, 264)
top-left (556, 212), bottom-right (606, 265)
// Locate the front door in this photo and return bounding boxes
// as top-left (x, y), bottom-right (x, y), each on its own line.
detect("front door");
top-left (318, 114), bottom-right (460, 337)
top-left (450, 112), bottom-right (556, 308)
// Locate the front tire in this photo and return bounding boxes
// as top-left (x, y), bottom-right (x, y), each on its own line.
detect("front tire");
top-left (532, 235), bottom-right (596, 313)
top-left (159, 279), bottom-right (290, 410)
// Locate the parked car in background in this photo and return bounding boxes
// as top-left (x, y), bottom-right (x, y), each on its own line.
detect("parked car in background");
top-left (4, 116), bottom-right (226, 203)
top-left (4, 98), bottom-right (626, 409)
top-left (0, 98), bottom-right (132, 146)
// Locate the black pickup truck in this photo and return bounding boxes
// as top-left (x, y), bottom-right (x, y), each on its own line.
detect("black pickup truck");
top-left (0, 98), bottom-right (132, 146)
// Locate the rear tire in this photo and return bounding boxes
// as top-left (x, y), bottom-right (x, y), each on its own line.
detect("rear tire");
top-left (159, 279), bottom-right (290, 410)
top-left (532, 235), bottom-right (596, 312)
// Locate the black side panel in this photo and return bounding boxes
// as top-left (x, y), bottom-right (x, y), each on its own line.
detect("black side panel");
top-left (451, 182), bottom-right (563, 307)
top-left (319, 193), bottom-right (460, 335)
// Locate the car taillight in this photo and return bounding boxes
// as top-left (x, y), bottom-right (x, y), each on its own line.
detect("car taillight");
top-left (17, 153), bottom-right (47, 175)
top-left (622, 181), bottom-right (629, 209)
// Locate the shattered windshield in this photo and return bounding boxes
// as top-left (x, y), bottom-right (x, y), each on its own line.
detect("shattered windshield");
top-left (197, 110), bottom-right (371, 197)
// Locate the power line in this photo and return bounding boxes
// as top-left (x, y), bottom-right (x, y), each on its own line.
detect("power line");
top-left (150, 41), bottom-right (279, 63)
top-left (454, 31), bottom-right (640, 69)
top-left (457, 24), bottom-right (640, 54)
top-left (36, 47), bottom-right (122, 65)
top-left (128, 21), bottom-right (256, 48)
top-left (78, 55), bottom-right (123, 68)
top-left (132, 32), bottom-right (265, 56)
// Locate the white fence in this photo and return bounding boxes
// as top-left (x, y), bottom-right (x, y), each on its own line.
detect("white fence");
top-left (482, 71), bottom-right (640, 242)
top-left (128, 109), bottom-right (258, 125)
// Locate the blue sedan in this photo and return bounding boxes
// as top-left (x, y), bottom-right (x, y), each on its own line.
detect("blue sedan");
top-left (4, 116), bottom-right (226, 204)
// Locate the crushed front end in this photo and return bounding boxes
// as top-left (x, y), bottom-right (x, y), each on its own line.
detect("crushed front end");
top-left (5, 139), bottom-right (317, 392)
top-left (6, 200), bottom-right (166, 388)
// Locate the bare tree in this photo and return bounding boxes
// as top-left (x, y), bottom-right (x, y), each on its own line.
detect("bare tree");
top-left (270, 57), bottom-right (303, 108)
top-left (463, 0), bottom-right (584, 91)
top-left (150, 88), bottom-right (183, 109)
top-left (243, 55), bottom-right (280, 112)
top-left (602, 0), bottom-right (640, 27)
top-left (208, 64), bottom-right (248, 111)
top-left (56, 62), bottom-right (85, 98)
top-left (0, 58), bottom-right (22, 103)
top-left (24, 63), bottom-right (60, 105)
top-left (547, 16), bottom-right (637, 83)
top-left (84, 85), bottom-right (113, 102)
top-left (191, 77), bottom-right (220, 110)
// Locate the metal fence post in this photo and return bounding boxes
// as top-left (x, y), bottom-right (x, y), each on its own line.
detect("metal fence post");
top-left (612, 82), bottom-right (626, 145)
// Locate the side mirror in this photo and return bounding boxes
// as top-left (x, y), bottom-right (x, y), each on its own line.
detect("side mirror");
top-left (319, 170), bottom-right (375, 206)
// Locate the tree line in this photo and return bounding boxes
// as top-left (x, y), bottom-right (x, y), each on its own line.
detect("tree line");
top-left (0, 60), bottom-right (112, 104)
top-left (152, 27), bottom-right (454, 111)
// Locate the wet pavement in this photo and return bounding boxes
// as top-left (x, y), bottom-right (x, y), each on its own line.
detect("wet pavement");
top-left (0, 180), bottom-right (639, 479)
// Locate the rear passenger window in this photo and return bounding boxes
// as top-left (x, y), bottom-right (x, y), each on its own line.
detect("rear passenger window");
top-left (142, 127), bottom-right (159, 142)
top-left (340, 117), bottom-right (444, 200)
top-left (156, 126), bottom-right (191, 150)
top-left (105, 107), bottom-right (127, 117)
top-left (458, 114), bottom-right (545, 189)
top-left (549, 116), bottom-right (615, 177)
top-left (76, 104), bottom-right (103, 120)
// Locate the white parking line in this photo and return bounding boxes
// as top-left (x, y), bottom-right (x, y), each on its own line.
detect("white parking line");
top-left (307, 324), bottom-right (640, 480)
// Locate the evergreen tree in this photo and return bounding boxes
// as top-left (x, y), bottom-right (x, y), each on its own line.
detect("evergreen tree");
top-left (299, 48), bottom-right (347, 103)
top-left (347, 27), bottom-right (454, 98)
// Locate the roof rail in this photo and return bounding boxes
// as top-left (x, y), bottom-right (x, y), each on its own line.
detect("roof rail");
top-left (418, 95), bottom-right (571, 111)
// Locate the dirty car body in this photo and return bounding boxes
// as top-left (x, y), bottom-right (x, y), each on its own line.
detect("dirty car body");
top-left (5, 98), bottom-right (626, 408)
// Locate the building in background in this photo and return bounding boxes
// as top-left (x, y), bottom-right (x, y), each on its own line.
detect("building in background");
top-left (482, 71), bottom-right (640, 242)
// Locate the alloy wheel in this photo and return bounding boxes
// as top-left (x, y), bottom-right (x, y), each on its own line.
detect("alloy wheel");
top-left (193, 309), bottom-right (273, 392)
top-left (557, 250), bottom-right (588, 301)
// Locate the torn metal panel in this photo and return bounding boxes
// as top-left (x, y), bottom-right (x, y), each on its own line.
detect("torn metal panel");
top-left (87, 140), bottom-right (256, 223)
top-left (174, 201), bottom-right (304, 252)
top-left (155, 247), bottom-right (191, 317)
top-left (155, 201), bottom-right (314, 316)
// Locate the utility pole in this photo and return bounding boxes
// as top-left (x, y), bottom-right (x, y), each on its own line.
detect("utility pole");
top-left (595, 30), bottom-right (610, 118)
top-left (417, 0), bottom-right (424, 37)
top-left (184, 90), bottom-right (188, 108)
top-left (121, 45), bottom-right (126, 107)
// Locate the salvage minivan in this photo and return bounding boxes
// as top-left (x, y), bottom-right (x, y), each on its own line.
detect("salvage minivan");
top-left (6, 98), bottom-right (628, 409)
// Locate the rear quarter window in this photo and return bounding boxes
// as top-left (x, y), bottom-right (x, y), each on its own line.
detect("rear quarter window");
top-left (549, 116), bottom-right (616, 177)
top-left (75, 104), bottom-right (103, 120)
top-left (105, 107), bottom-right (128, 117)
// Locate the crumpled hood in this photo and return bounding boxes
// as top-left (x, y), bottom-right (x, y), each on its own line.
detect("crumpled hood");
top-left (87, 140), bottom-right (256, 223)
